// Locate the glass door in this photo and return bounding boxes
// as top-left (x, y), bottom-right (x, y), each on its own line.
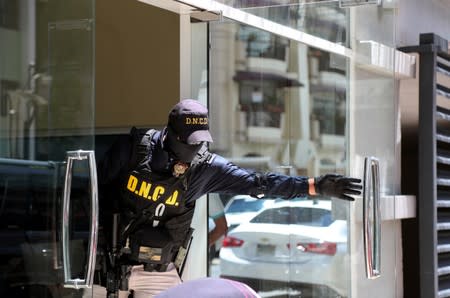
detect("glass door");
top-left (0, 1), bottom-right (96, 297)
top-left (201, 2), bottom-right (398, 298)
top-left (207, 18), bottom-right (357, 297)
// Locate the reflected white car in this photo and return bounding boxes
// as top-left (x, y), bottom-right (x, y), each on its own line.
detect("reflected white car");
top-left (219, 199), bottom-right (349, 297)
top-left (224, 195), bottom-right (275, 231)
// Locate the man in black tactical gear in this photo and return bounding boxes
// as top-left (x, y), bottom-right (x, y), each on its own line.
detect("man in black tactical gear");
top-left (96, 99), bottom-right (362, 298)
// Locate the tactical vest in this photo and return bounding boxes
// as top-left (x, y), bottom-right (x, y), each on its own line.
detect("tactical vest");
top-left (119, 127), bottom-right (211, 270)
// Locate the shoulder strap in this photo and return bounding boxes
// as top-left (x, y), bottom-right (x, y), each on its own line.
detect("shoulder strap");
top-left (178, 144), bottom-right (213, 190)
top-left (191, 143), bottom-right (214, 166)
top-left (128, 127), bottom-right (157, 171)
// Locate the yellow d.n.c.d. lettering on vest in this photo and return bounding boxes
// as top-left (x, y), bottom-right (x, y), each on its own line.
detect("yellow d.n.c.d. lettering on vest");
top-left (127, 175), bottom-right (139, 191)
top-left (126, 174), bottom-right (179, 206)
top-left (185, 117), bottom-right (208, 125)
top-left (152, 186), bottom-right (164, 201)
top-left (165, 190), bottom-right (179, 205)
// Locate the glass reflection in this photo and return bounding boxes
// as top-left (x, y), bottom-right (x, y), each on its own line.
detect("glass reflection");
top-left (0, 1), bottom-right (95, 297)
top-left (214, 0), bottom-right (349, 45)
top-left (208, 19), bottom-right (349, 297)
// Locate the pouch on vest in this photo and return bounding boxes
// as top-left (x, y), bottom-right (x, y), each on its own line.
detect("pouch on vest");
top-left (128, 226), bottom-right (175, 271)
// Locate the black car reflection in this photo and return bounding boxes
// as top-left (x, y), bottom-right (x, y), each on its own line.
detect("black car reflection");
top-left (0, 158), bottom-right (91, 298)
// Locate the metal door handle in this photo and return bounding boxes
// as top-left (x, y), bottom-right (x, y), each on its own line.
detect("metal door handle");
top-left (62, 150), bottom-right (98, 289)
top-left (363, 156), bottom-right (381, 279)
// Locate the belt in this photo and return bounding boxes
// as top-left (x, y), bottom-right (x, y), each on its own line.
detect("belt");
top-left (121, 244), bottom-right (175, 272)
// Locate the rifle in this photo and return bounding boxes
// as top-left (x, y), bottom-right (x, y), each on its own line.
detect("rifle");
top-left (105, 213), bottom-right (131, 298)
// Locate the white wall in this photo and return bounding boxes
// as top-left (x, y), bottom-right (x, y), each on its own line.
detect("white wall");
top-left (397, 0), bottom-right (450, 47)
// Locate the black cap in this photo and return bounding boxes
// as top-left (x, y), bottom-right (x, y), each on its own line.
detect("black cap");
top-left (168, 99), bottom-right (213, 144)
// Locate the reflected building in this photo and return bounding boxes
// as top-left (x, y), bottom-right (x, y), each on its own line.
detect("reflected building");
top-left (208, 4), bottom-right (348, 177)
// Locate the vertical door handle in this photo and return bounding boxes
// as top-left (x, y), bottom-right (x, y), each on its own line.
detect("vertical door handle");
top-left (62, 150), bottom-right (98, 288)
top-left (363, 156), bottom-right (381, 279)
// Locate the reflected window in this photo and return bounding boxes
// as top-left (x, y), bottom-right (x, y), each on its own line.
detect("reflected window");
top-left (309, 50), bottom-right (347, 137)
top-left (250, 206), bottom-right (332, 227)
top-left (225, 198), bottom-right (266, 214)
top-left (234, 26), bottom-right (298, 131)
top-left (238, 83), bottom-right (284, 128)
top-left (238, 25), bottom-right (288, 60)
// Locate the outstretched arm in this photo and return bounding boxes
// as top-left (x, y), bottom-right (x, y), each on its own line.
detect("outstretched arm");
top-left (195, 155), bottom-right (362, 201)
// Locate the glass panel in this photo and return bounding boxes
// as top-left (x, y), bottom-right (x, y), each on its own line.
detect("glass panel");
top-left (206, 1), bottom-right (398, 296)
top-left (348, 66), bottom-right (397, 298)
top-left (48, 19), bottom-right (95, 150)
top-left (349, 3), bottom-right (397, 297)
top-left (214, 1), bottom-right (350, 46)
top-left (0, 1), bottom-right (95, 297)
top-left (207, 17), bottom-right (352, 297)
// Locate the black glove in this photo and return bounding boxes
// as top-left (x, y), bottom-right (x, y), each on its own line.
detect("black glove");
top-left (315, 174), bottom-right (362, 201)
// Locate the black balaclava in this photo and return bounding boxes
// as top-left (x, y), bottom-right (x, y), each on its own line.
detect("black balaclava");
top-left (164, 126), bottom-right (203, 164)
